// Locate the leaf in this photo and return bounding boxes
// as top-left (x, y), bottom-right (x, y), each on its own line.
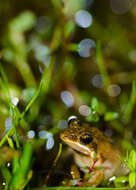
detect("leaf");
top-left (64, 21), bottom-right (76, 39)
top-left (129, 172), bottom-right (136, 188)
top-left (128, 150), bottom-right (136, 171)
top-left (22, 88), bottom-right (36, 102)
top-left (86, 112), bottom-right (99, 122)
top-left (0, 158), bottom-right (11, 187)
top-left (114, 176), bottom-right (128, 188)
top-left (7, 137), bottom-right (14, 149)
top-left (9, 11), bottom-right (36, 32)
top-left (122, 81), bottom-right (136, 124)
top-left (96, 41), bottom-right (110, 89)
top-left (91, 97), bottom-right (99, 111)
top-left (9, 143), bottom-right (33, 190)
top-left (104, 112), bottom-right (119, 121)
top-left (12, 157), bottom-right (20, 174)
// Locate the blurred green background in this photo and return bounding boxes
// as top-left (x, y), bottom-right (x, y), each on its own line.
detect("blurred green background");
top-left (0, 0), bottom-right (136, 189)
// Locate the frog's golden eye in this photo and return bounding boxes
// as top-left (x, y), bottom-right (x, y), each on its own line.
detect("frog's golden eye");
top-left (80, 133), bottom-right (93, 144)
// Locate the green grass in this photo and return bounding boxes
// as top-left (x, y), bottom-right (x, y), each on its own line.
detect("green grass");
top-left (31, 187), bottom-right (129, 190)
top-left (0, 65), bottom-right (43, 189)
top-left (96, 42), bottom-right (111, 90)
top-left (0, 66), bottom-right (43, 148)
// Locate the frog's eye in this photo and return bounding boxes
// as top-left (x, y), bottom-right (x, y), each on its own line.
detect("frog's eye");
top-left (80, 133), bottom-right (93, 144)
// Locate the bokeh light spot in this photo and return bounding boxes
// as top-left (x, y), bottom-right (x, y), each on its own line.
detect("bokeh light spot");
top-left (2, 182), bottom-right (6, 186)
top-left (35, 45), bottom-right (50, 62)
top-left (107, 84), bottom-right (121, 97)
top-left (78, 39), bottom-right (95, 58)
top-left (38, 130), bottom-right (47, 139)
top-left (5, 117), bottom-right (12, 132)
top-left (11, 96), bottom-right (19, 106)
top-left (35, 16), bottom-right (51, 34)
top-left (7, 162), bottom-right (11, 168)
top-left (132, 139), bottom-right (136, 146)
top-left (75, 10), bottom-right (92, 28)
top-left (58, 120), bottom-right (68, 129)
top-left (22, 88), bottom-right (36, 102)
top-left (110, 0), bottom-right (132, 15)
top-left (109, 176), bottom-right (116, 182)
top-left (91, 74), bottom-right (104, 88)
top-left (61, 91), bottom-right (74, 107)
top-left (46, 136), bottom-right (54, 150)
top-left (79, 105), bottom-right (91, 116)
top-left (129, 50), bottom-right (136, 62)
top-left (85, 0), bottom-right (94, 8)
top-left (27, 130), bottom-right (35, 139)
top-left (38, 130), bottom-right (52, 139)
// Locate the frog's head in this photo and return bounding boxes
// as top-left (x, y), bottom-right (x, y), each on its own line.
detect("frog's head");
top-left (60, 117), bottom-right (104, 156)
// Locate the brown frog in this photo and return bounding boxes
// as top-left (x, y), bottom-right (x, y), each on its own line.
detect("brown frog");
top-left (60, 117), bottom-right (128, 187)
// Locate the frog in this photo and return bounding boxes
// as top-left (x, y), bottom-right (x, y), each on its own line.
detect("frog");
top-left (60, 117), bottom-right (128, 187)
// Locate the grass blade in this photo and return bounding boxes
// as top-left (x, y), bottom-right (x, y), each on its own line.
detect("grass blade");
top-left (96, 41), bottom-right (110, 89)
top-left (20, 80), bottom-right (42, 120)
top-left (122, 81), bottom-right (136, 123)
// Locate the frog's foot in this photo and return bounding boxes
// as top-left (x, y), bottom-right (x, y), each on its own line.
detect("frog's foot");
top-left (73, 170), bottom-right (104, 187)
top-left (61, 165), bottom-right (81, 187)
top-left (86, 170), bottom-right (104, 187)
top-left (61, 178), bottom-right (81, 186)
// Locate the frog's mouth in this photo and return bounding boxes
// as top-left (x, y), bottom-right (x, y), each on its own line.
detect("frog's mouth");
top-left (61, 137), bottom-right (91, 156)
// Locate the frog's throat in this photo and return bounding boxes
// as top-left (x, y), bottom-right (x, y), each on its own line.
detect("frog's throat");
top-left (62, 139), bottom-right (91, 155)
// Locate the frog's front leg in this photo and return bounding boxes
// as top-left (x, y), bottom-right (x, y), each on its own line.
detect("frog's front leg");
top-left (71, 164), bottom-right (81, 179)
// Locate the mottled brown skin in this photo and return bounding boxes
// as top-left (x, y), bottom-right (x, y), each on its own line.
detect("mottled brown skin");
top-left (60, 119), bottom-right (128, 187)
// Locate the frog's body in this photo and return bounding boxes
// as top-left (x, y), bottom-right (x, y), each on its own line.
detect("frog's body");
top-left (60, 118), bottom-right (128, 187)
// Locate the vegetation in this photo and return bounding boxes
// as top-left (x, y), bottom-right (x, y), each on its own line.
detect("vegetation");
top-left (0, 0), bottom-right (136, 189)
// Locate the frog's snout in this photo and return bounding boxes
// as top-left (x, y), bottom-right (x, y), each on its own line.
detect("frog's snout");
top-left (60, 132), bottom-right (67, 142)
